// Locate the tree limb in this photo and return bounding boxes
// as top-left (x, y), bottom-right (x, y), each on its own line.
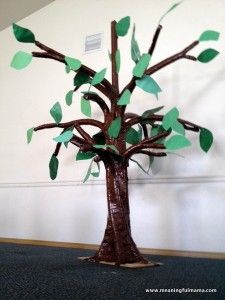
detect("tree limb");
top-left (126, 114), bottom-right (201, 132)
top-left (34, 121), bottom-right (76, 131)
top-left (124, 130), bottom-right (169, 158)
top-left (121, 40), bottom-right (199, 96)
top-left (148, 24), bottom-right (162, 56)
top-left (34, 119), bottom-right (103, 147)
top-left (125, 142), bottom-right (165, 159)
top-left (83, 93), bottom-right (110, 120)
top-left (74, 124), bottom-right (93, 144)
top-left (53, 142), bottom-right (62, 156)
top-left (124, 112), bottom-right (139, 121)
top-left (34, 119), bottom-right (103, 131)
top-left (135, 150), bottom-right (167, 157)
top-left (70, 135), bottom-right (90, 149)
top-left (120, 25), bottom-right (163, 117)
top-left (32, 41), bottom-right (115, 100)
top-left (111, 21), bottom-right (119, 95)
top-left (141, 131), bottom-right (171, 144)
top-left (124, 112), bottom-right (148, 138)
top-left (145, 41), bottom-right (199, 76)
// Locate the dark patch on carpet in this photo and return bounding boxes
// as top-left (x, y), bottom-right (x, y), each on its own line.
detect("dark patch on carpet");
top-left (0, 243), bottom-right (224, 299)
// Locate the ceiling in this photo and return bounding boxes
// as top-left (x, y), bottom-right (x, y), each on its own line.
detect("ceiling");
top-left (0, 0), bottom-right (55, 31)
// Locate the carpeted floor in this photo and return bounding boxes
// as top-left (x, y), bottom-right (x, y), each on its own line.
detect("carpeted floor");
top-left (0, 243), bottom-right (224, 300)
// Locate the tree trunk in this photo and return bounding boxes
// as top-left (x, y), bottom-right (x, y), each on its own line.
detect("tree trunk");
top-left (89, 155), bottom-right (148, 266)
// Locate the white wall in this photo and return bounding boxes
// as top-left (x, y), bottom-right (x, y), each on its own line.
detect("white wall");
top-left (0, 0), bottom-right (224, 252)
top-left (0, 0), bottom-right (55, 31)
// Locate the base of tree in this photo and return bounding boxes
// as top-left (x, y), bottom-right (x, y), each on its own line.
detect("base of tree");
top-left (78, 257), bottom-right (163, 268)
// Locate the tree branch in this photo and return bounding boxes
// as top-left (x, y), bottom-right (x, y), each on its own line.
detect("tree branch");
top-left (34, 121), bottom-right (76, 131)
top-left (32, 51), bottom-right (111, 99)
top-left (145, 41), bottom-right (199, 76)
top-left (76, 119), bottom-right (103, 129)
top-left (121, 40), bottom-right (199, 96)
top-left (34, 119), bottom-right (103, 131)
top-left (125, 142), bottom-right (165, 159)
top-left (70, 135), bottom-right (90, 149)
top-left (140, 124), bottom-right (148, 139)
top-left (32, 41), bottom-right (115, 100)
top-left (83, 93), bottom-right (110, 120)
top-left (74, 124), bottom-right (93, 144)
top-left (53, 142), bottom-right (62, 156)
top-left (148, 24), bottom-right (162, 56)
top-left (124, 112), bottom-right (148, 138)
top-left (111, 21), bottom-right (119, 95)
top-left (126, 114), bottom-right (201, 132)
top-left (141, 131), bottom-right (171, 144)
top-left (119, 24), bottom-right (162, 116)
top-left (125, 130), bottom-right (169, 158)
top-left (34, 119), bottom-right (103, 147)
top-left (135, 150), bottom-right (167, 157)
top-left (124, 112), bottom-right (139, 121)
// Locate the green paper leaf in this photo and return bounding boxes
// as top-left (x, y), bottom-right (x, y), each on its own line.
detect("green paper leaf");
top-left (81, 91), bottom-right (98, 96)
top-left (65, 90), bottom-right (73, 106)
top-left (53, 130), bottom-right (73, 143)
top-left (197, 48), bottom-right (219, 63)
top-left (199, 128), bottom-right (213, 152)
top-left (12, 23), bottom-right (35, 43)
top-left (74, 70), bottom-right (90, 87)
top-left (76, 150), bottom-right (96, 160)
top-left (27, 127), bottom-right (34, 144)
top-left (142, 106), bottom-right (164, 118)
top-left (91, 161), bottom-right (100, 178)
top-left (148, 156), bottom-right (154, 172)
top-left (162, 107), bottom-right (179, 130)
top-left (91, 172), bottom-right (99, 177)
top-left (172, 120), bottom-right (185, 135)
top-left (130, 158), bottom-right (150, 175)
top-left (116, 16), bottom-right (130, 37)
top-left (117, 89), bottom-right (131, 106)
top-left (81, 97), bottom-right (91, 117)
top-left (136, 75), bottom-right (162, 98)
top-left (92, 131), bottom-right (106, 145)
top-left (50, 102), bottom-right (62, 124)
top-left (65, 56), bottom-right (81, 71)
top-left (91, 68), bottom-right (107, 86)
top-left (82, 159), bottom-right (100, 182)
top-left (93, 144), bottom-right (107, 150)
top-left (115, 49), bottom-right (121, 73)
top-left (108, 117), bottom-right (121, 138)
top-left (151, 125), bottom-right (166, 143)
top-left (93, 144), bottom-right (119, 154)
top-left (49, 155), bottom-right (59, 180)
top-left (65, 65), bottom-right (70, 74)
top-left (141, 119), bottom-right (155, 126)
top-left (133, 53), bottom-right (151, 78)
top-left (199, 30), bottom-right (220, 42)
top-left (126, 127), bottom-right (141, 144)
top-left (131, 25), bottom-right (141, 63)
top-left (106, 145), bottom-right (119, 154)
top-left (162, 107), bottom-right (185, 135)
top-left (10, 51), bottom-right (32, 70)
top-left (164, 135), bottom-right (191, 150)
top-left (151, 126), bottom-right (162, 137)
top-left (138, 124), bottom-right (143, 141)
top-left (83, 159), bottom-right (93, 183)
top-left (159, 1), bottom-right (183, 24)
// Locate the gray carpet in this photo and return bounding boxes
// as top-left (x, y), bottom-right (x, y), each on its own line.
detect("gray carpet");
top-left (0, 243), bottom-right (224, 299)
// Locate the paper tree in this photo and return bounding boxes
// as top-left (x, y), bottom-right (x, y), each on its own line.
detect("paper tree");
top-left (11, 3), bottom-right (219, 267)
